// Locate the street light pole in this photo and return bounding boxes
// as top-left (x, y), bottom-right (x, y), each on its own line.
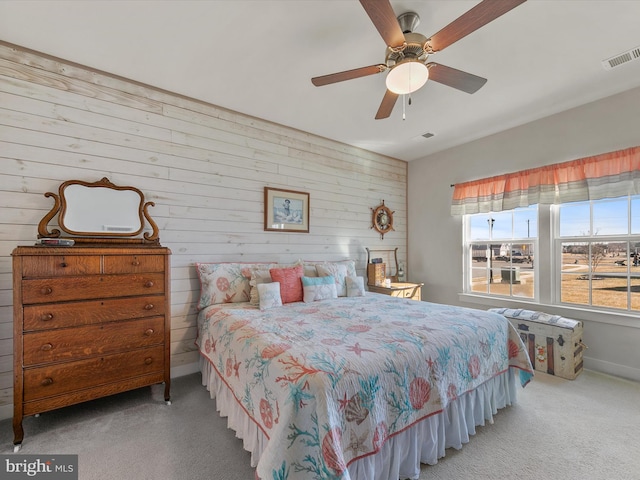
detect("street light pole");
top-left (488, 218), bottom-right (495, 284)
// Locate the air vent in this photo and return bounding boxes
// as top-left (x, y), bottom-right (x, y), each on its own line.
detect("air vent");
top-left (421, 132), bottom-right (435, 139)
top-left (602, 45), bottom-right (640, 70)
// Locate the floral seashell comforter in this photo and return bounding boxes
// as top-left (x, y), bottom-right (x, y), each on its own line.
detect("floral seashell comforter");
top-left (197, 294), bottom-right (534, 480)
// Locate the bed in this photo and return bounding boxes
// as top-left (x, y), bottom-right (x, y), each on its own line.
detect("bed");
top-left (195, 261), bottom-right (534, 480)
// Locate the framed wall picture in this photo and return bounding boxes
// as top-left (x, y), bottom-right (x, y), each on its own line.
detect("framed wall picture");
top-left (264, 187), bottom-right (309, 233)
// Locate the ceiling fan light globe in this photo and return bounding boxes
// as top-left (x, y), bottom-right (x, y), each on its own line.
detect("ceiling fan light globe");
top-left (385, 60), bottom-right (429, 95)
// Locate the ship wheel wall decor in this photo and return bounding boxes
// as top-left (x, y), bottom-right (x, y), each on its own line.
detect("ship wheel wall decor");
top-left (371, 200), bottom-right (394, 239)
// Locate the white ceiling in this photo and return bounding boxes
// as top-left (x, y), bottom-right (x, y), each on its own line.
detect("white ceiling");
top-left (2, 0), bottom-right (640, 162)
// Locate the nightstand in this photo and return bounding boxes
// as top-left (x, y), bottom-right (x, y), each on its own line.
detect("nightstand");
top-left (367, 282), bottom-right (423, 301)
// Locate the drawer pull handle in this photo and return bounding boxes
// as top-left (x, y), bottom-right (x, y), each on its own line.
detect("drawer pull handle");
top-left (144, 281), bottom-right (154, 288)
top-left (144, 304), bottom-right (154, 310)
top-left (132, 260), bottom-right (141, 266)
top-left (144, 329), bottom-right (154, 336)
top-left (41, 377), bottom-right (54, 386)
top-left (144, 357), bottom-right (153, 365)
top-left (41, 343), bottom-right (53, 351)
top-left (41, 287), bottom-right (53, 295)
top-left (60, 262), bottom-right (67, 268)
top-left (41, 313), bottom-right (54, 321)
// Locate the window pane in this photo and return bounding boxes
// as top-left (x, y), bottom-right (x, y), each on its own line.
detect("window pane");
top-left (561, 242), bottom-right (589, 305)
top-left (559, 201), bottom-right (590, 237)
top-left (591, 243), bottom-right (628, 310)
top-left (513, 242), bottom-right (535, 298)
top-left (470, 243), bottom-right (489, 262)
top-left (593, 198), bottom-right (628, 235)
top-left (561, 273), bottom-right (590, 305)
top-left (470, 266), bottom-right (489, 294)
top-left (632, 196), bottom-right (640, 234)
top-left (632, 276), bottom-right (640, 311)
top-left (465, 208), bottom-right (537, 301)
top-left (513, 208), bottom-right (537, 239)
top-left (469, 215), bottom-right (491, 240)
top-left (561, 242), bottom-right (588, 272)
top-left (488, 212), bottom-right (512, 240)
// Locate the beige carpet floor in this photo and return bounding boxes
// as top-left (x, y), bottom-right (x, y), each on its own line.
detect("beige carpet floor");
top-left (1, 369), bottom-right (639, 480)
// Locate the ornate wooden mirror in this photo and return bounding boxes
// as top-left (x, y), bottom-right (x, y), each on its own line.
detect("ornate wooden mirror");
top-left (37, 177), bottom-right (160, 244)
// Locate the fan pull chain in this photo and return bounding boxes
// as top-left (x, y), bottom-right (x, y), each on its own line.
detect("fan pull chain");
top-left (402, 93), bottom-right (413, 121)
top-left (402, 94), bottom-right (406, 120)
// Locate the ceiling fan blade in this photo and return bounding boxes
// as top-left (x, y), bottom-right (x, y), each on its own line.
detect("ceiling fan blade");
top-left (312, 64), bottom-right (386, 87)
top-left (427, 63), bottom-right (487, 94)
top-left (427, 0), bottom-right (526, 52)
top-left (359, 0), bottom-right (406, 48)
top-left (375, 90), bottom-right (399, 119)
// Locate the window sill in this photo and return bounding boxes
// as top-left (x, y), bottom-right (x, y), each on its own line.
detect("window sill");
top-left (458, 293), bottom-right (640, 329)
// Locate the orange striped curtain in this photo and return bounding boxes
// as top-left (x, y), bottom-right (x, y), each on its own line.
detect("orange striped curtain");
top-left (451, 146), bottom-right (640, 215)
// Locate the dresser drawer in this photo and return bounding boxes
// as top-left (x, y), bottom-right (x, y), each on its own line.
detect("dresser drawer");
top-left (23, 345), bottom-right (165, 402)
top-left (22, 273), bottom-right (165, 304)
top-left (23, 316), bottom-right (165, 365)
top-left (23, 295), bottom-right (165, 331)
top-left (103, 255), bottom-right (165, 274)
top-left (21, 255), bottom-right (101, 277)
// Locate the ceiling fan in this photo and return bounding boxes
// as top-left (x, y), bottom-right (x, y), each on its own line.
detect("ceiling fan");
top-left (311, 0), bottom-right (526, 119)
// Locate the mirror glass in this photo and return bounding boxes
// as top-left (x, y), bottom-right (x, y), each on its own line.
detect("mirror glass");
top-left (61, 184), bottom-right (143, 235)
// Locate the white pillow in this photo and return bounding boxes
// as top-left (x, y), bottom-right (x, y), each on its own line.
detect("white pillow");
top-left (249, 265), bottom-right (277, 305)
top-left (316, 263), bottom-right (349, 297)
top-left (258, 282), bottom-right (283, 311)
top-left (346, 276), bottom-right (366, 297)
top-left (301, 276), bottom-right (338, 303)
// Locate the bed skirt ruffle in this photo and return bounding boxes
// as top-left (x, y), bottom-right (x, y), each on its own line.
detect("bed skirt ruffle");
top-left (200, 356), bottom-right (519, 480)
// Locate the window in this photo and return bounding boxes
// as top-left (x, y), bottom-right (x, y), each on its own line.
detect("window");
top-left (463, 195), bottom-right (640, 314)
top-left (464, 206), bottom-right (537, 299)
top-left (556, 195), bottom-right (640, 312)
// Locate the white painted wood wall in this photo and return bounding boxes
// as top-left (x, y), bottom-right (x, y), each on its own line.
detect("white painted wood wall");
top-left (0, 42), bottom-right (407, 420)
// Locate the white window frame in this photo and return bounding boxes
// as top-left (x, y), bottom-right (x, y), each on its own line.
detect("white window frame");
top-left (459, 200), bottom-right (640, 329)
top-left (552, 195), bottom-right (640, 313)
top-left (462, 207), bottom-right (539, 302)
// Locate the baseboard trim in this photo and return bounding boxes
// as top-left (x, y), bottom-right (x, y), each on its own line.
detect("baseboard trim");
top-left (171, 362), bottom-right (200, 379)
top-left (584, 356), bottom-right (640, 383)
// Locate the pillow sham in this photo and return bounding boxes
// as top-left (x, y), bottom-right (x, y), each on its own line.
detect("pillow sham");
top-left (269, 264), bottom-right (304, 304)
top-left (301, 275), bottom-right (338, 303)
top-left (316, 263), bottom-right (348, 297)
top-left (346, 276), bottom-right (366, 297)
top-left (248, 264), bottom-right (279, 305)
top-left (258, 282), bottom-right (282, 311)
top-left (304, 259), bottom-right (357, 279)
top-left (196, 262), bottom-right (256, 309)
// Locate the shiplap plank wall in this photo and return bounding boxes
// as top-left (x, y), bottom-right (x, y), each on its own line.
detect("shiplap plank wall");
top-left (0, 42), bottom-right (407, 420)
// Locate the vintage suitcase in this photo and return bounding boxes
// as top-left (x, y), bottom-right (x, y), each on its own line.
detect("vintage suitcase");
top-left (489, 308), bottom-right (585, 380)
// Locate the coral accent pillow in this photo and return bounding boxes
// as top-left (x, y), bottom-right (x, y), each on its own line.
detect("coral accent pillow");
top-left (269, 265), bottom-right (304, 303)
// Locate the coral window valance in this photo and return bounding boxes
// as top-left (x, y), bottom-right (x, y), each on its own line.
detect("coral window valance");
top-left (450, 146), bottom-right (640, 215)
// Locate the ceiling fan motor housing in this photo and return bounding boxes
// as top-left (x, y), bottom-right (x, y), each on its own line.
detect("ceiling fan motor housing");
top-left (385, 32), bottom-right (430, 68)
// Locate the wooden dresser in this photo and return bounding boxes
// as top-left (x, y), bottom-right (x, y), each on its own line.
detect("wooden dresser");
top-left (367, 282), bottom-right (423, 301)
top-left (12, 245), bottom-right (171, 448)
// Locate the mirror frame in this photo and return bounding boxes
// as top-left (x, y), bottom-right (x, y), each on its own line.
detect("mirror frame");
top-left (37, 177), bottom-right (160, 244)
